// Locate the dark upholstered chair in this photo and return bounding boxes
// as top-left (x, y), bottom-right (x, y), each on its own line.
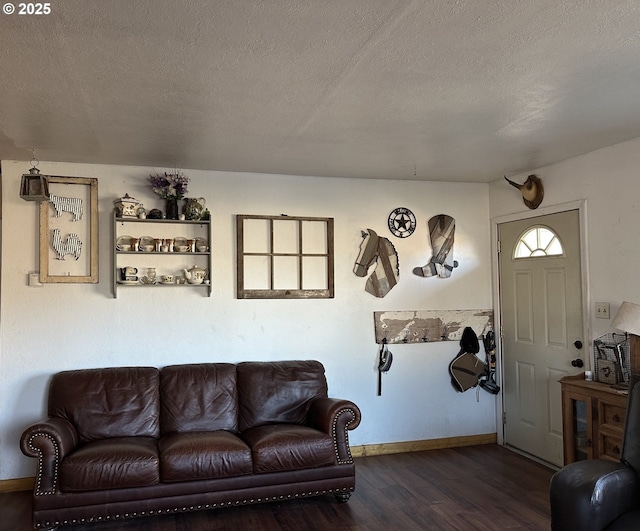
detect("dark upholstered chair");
top-left (550, 375), bottom-right (640, 530)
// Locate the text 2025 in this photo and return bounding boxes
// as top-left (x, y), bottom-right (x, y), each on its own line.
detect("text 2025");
top-left (18, 3), bottom-right (51, 15)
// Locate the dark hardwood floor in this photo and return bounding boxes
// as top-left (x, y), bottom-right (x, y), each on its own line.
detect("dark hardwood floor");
top-left (0, 444), bottom-right (555, 531)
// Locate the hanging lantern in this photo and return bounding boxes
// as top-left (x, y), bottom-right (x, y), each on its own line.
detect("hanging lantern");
top-left (20, 166), bottom-right (50, 201)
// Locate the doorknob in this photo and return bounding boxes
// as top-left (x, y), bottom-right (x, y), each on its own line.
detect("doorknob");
top-left (574, 340), bottom-right (583, 349)
top-left (571, 358), bottom-right (584, 368)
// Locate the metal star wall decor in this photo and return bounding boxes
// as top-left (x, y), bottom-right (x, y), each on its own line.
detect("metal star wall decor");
top-left (388, 207), bottom-right (416, 238)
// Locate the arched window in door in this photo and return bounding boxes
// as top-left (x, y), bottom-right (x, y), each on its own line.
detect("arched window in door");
top-left (513, 225), bottom-right (564, 259)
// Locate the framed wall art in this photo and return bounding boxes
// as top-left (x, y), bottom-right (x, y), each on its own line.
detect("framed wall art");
top-left (236, 214), bottom-right (334, 299)
top-left (39, 176), bottom-right (98, 283)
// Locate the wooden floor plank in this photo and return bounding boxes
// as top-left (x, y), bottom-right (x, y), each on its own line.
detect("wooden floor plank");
top-left (0, 445), bottom-right (554, 531)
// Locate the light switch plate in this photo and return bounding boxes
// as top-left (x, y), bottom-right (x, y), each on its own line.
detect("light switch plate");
top-left (595, 302), bottom-right (610, 319)
top-left (28, 272), bottom-right (42, 287)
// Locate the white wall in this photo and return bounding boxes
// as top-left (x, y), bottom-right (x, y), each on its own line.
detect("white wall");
top-left (0, 160), bottom-right (494, 480)
top-left (490, 137), bottom-right (640, 345)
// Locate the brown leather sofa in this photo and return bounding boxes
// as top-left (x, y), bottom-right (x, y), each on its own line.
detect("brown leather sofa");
top-left (20, 360), bottom-right (361, 530)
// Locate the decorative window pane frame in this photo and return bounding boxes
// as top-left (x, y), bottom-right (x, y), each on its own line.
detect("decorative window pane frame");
top-left (236, 214), bottom-right (334, 299)
top-left (513, 225), bottom-right (564, 260)
top-left (39, 176), bottom-right (99, 283)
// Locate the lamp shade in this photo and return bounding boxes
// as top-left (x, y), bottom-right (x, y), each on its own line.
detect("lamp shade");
top-left (612, 301), bottom-right (640, 336)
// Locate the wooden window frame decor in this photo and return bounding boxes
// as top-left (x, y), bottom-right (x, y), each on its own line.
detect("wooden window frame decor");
top-left (236, 214), bottom-right (334, 299)
top-left (39, 176), bottom-right (99, 283)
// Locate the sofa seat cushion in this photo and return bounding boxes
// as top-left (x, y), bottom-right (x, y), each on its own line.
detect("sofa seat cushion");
top-left (60, 436), bottom-right (159, 492)
top-left (241, 424), bottom-right (335, 473)
top-left (159, 431), bottom-right (253, 482)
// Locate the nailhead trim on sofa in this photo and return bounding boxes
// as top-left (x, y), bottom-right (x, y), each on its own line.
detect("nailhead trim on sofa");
top-left (333, 408), bottom-right (356, 464)
top-left (28, 432), bottom-right (59, 497)
top-left (37, 486), bottom-right (355, 528)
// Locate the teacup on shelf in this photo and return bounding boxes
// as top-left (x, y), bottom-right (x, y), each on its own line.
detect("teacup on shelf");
top-left (140, 245), bottom-right (155, 252)
top-left (197, 245), bottom-right (208, 252)
top-left (118, 244), bottom-right (132, 251)
top-left (175, 245), bottom-right (188, 252)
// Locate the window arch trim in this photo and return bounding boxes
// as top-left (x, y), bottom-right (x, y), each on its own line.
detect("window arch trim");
top-left (513, 225), bottom-right (565, 259)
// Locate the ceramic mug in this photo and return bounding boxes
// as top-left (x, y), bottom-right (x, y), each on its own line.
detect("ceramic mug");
top-left (120, 267), bottom-right (138, 280)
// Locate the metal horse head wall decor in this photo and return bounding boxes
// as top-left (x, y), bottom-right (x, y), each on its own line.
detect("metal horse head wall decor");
top-left (353, 228), bottom-right (399, 298)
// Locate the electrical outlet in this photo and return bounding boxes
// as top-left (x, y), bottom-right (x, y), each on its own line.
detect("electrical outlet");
top-left (595, 302), bottom-right (610, 319)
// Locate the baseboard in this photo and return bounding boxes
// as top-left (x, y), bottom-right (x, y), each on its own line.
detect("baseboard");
top-left (351, 433), bottom-right (497, 458)
top-left (0, 477), bottom-right (34, 493)
top-left (2, 434), bottom-right (497, 493)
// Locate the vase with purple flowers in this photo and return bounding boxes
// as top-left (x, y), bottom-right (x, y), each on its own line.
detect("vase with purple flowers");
top-left (148, 171), bottom-right (190, 220)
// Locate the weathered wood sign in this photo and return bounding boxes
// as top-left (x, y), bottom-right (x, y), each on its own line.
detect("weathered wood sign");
top-left (374, 309), bottom-right (493, 344)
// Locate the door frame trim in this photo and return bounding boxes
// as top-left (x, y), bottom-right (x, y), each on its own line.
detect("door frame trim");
top-left (491, 199), bottom-right (590, 445)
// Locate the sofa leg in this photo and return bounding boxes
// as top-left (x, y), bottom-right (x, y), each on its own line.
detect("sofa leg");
top-left (335, 492), bottom-right (352, 503)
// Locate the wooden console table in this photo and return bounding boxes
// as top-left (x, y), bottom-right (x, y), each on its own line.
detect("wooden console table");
top-left (560, 374), bottom-right (628, 465)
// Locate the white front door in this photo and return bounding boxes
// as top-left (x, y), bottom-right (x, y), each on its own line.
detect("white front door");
top-left (499, 210), bottom-right (584, 466)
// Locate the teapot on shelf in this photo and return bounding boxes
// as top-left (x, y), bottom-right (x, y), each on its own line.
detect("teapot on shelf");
top-left (183, 265), bottom-right (208, 284)
top-left (182, 197), bottom-right (206, 221)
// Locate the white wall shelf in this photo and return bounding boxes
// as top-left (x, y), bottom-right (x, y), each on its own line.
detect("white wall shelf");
top-left (112, 212), bottom-right (213, 298)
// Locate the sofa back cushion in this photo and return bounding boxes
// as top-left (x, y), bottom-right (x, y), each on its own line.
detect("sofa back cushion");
top-left (237, 360), bottom-right (328, 431)
top-left (48, 367), bottom-right (160, 442)
top-left (160, 363), bottom-right (239, 434)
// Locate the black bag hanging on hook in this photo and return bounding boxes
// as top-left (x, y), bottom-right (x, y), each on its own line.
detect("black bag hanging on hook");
top-left (449, 327), bottom-right (486, 392)
top-left (377, 339), bottom-right (393, 396)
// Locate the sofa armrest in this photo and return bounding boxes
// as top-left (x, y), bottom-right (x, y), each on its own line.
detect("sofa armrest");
top-left (550, 459), bottom-right (638, 531)
top-left (307, 398), bottom-right (361, 464)
top-left (20, 417), bottom-right (78, 495)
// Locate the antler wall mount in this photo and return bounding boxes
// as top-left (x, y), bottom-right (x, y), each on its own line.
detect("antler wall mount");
top-left (504, 174), bottom-right (544, 209)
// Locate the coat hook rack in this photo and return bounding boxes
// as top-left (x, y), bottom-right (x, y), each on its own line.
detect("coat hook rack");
top-left (373, 309), bottom-right (493, 345)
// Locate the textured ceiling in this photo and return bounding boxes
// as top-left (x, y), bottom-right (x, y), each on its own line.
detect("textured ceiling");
top-left (1, 0), bottom-right (639, 182)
